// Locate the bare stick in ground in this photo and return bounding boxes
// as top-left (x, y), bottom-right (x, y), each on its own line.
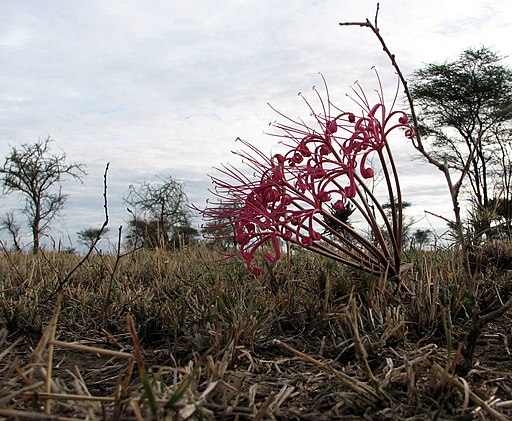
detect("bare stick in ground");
top-left (43, 163), bottom-right (110, 304)
top-left (339, 2), bottom-right (512, 373)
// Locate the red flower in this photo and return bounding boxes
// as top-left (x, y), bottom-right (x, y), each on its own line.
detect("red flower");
top-left (199, 77), bottom-right (415, 276)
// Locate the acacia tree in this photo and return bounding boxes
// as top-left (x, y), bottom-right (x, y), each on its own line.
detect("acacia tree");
top-left (0, 137), bottom-right (86, 253)
top-left (411, 228), bottom-right (432, 251)
top-left (77, 227), bottom-right (110, 248)
top-left (201, 199), bottom-right (240, 249)
top-left (124, 175), bottom-right (196, 249)
top-left (0, 211), bottom-right (22, 251)
top-left (410, 48), bottom-right (512, 238)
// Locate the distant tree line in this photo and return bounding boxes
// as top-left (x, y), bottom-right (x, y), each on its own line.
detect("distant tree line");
top-left (0, 137), bottom-right (197, 253)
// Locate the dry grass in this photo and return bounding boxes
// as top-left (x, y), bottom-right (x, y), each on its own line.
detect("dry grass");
top-left (1, 242), bottom-right (511, 420)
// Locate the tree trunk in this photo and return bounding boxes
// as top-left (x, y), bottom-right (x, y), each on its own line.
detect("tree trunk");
top-left (32, 208), bottom-right (41, 253)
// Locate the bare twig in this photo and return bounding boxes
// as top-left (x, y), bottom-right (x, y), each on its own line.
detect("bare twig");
top-left (42, 163), bottom-right (110, 303)
top-left (339, 4), bottom-right (509, 372)
top-left (103, 225), bottom-right (124, 324)
top-left (340, 5), bottom-right (470, 270)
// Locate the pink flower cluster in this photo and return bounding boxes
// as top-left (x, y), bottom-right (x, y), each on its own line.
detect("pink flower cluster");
top-left (202, 82), bottom-right (415, 276)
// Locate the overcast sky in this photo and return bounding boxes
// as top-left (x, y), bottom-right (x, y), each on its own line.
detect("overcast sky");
top-left (1, 0), bottom-right (511, 251)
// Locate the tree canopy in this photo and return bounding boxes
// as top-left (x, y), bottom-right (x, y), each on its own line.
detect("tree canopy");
top-left (124, 175), bottom-right (197, 249)
top-left (77, 227), bottom-right (110, 249)
top-left (411, 47), bottom-right (512, 238)
top-left (0, 137), bottom-right (86, 252)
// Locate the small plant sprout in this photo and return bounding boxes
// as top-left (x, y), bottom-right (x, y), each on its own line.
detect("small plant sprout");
top-left (200, 75), bottom-right (415, 280)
